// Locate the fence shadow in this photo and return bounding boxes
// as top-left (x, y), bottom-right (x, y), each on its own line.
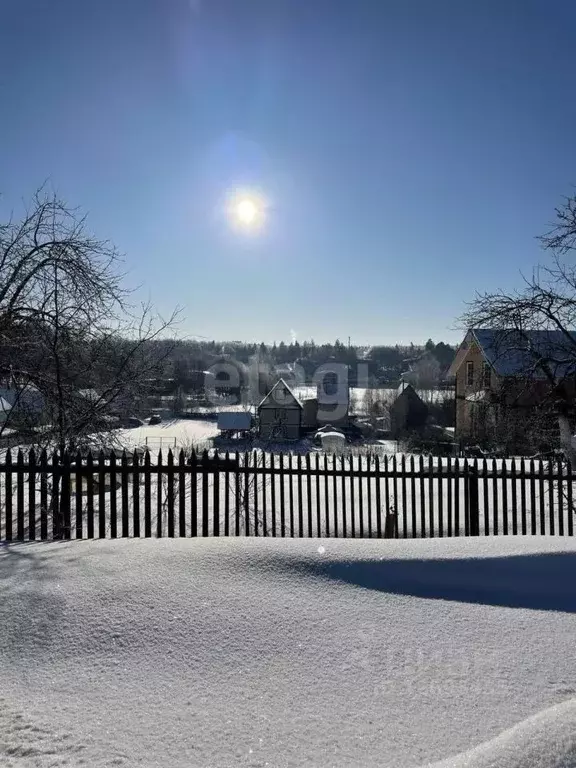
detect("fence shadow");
top-left (280, 552), bottom-right (576, 614)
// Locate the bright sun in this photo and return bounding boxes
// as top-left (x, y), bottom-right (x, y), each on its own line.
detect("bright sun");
top-left (235, 198), bottom-right (258, 226)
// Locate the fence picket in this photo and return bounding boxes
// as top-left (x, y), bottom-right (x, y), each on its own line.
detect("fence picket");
top-left (548, 460), bottom-right (555, 536)
top-left (167, 450), bottom-right (175, 538)
top-left (568, 462), bottom-right (574, 537)
top-left (502, 461), bottom-right (509, 535)
top-left (133, 451), bottom-right (141, 538)
top-left (74, 450), bottom-right (82, 539)
top-left (557, 457), bottom-right (565, 537)
top-left (144, 450), bottom-right (152, 537)
top-left (109, 452), bottom-right (118, 539)
top-left (511, 460), bottom-right (518, 536)
top-left (270, 453), bottom-right (277, 537)
top-left (376, 455), bottom-right (382, 538)
top-left (520, 459), bottom-right (527, 536)
top-left (98, 451), bottom-right (106, 538)
top-left (156, 450), bottom-right (163, 538)
top-left (437, 458), bottom-right (443, 538)
top-left (51, 452), bottom-right (60, 540)
top-left (447, 457), bottom-right (453, 537)
top-left (298, 455), bottom-right (305, 537)
top-left (213, 454), bottom-right (220, 538)
top-left (121, 451), bottom-right (130, 538)
top-left (261, 452), bottom-right (267, 537)
top-left (289, 454), bottom-right (295, 537)
top-left (481, 458), bottom-right (488, 536)
top-left (202, 450), bottom-right (209, 537)
top-left (225, 451), bottom-right (232, 537)
top-left (392, 455), bottom-right (399, 538)
top-left (401, 454), bottom-right (407, 538)
top-left (40, 449), bottom-right (48, 540)
top-left (279, 453), bottom-right (286, 537)
top-left (427, 455), bottom-right (434, 538)
top-left (530, 458), bottom-right (536, 535)
top-left (190, 451), bottom-right (198, 537)
top-left (410, 455), bottom-right (417, 538)
top-left (177, 450), bottom-right (185, 538)
top-left (539, 460), bottom-right (546, 535)
top-left (16, 450), bottom-right (24, 541)
top-left (28, 448), bottom-right (37, 541)
top-left (340, 454), bottom-right (347, 538)
top-left (86, 452), bottom-right (95, 539)
top-left (315, 453), bottom-right (321, 537)
top-left (324, 453), bottom-right (330, 538)
top-left (384, 455), bottom-right (394, 530)
top-left (350, 455), bottom-right (356, 538)
top-left (491, 459), bottom-right (498, 536)
top-left (419, 455), bottom-right (425, 537)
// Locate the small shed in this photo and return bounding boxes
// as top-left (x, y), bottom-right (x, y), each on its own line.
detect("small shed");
top-left (318, 430), bottom-right (346, 453)
top-left (217, 411), bottom-right (252, 438)
top-left (258, 379), bottom-right (302, 440)
top-left (389, 382), bottom-right (428, 437)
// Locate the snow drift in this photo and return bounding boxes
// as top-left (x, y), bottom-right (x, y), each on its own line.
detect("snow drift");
top-left (426, 697), bottom-right (576, 768)
top-left (1, 537), bottom-right (576, 767)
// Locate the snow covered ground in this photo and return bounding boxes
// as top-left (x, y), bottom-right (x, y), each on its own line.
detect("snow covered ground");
top-left (115, 417), bottom-right (219, 453)
top-left (1, 537), bottom-right (576, 767)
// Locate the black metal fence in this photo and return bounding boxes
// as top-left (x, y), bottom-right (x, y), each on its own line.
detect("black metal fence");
top-left (0, 449), bottom-right (573, 541)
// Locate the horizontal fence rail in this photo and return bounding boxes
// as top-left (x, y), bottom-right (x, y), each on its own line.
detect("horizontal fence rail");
top-left (0, 449), bottom-right (574, 541)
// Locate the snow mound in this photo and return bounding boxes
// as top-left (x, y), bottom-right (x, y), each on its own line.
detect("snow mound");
top-left (2, 538), bottom-right (576, 767)
top-left (426, 698), bottom-right (576, 768)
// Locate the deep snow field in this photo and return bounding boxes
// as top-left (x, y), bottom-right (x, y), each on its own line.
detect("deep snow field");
top-left (1, 537), bottom-right (576, 767)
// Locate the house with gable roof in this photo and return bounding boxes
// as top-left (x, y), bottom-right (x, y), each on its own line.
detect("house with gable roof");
top-left (448, 328), bottom-right (576, 442)
top-left (258, 378), bottom-right (303, 440)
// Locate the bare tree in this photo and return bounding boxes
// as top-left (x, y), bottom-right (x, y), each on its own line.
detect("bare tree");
top-left (461, 192), bottom-right (576, 462)
top-left (409, 355), bottom-right (441, 395)
top-left (0, 188), bottom-right (180, 533)
top-left (0, 188), bottom-right (179, 450)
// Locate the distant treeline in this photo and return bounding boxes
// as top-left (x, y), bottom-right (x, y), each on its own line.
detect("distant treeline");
top-left (146, 338), bottom-right (456, 393)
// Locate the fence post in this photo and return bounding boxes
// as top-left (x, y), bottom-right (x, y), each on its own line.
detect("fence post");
top-left (384, 508), bottom-right (397, 539)
top-left (466, 466), bottom-right (480, 536)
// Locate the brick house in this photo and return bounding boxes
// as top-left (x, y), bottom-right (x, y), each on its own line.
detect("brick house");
top-left (448, 328), bottom-right (576, 448)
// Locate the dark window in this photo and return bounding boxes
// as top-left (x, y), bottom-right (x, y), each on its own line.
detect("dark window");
top-left (323, 372), bottom-right (338, 396)
top-left (483, 363), bottom-right (491, 388)
top-left (466, 361), bottom-right (474, 386)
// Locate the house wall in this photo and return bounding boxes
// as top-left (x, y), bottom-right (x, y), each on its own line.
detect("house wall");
top-left (258, 405), bottom-right (301, 440)
top-left (455, 341), bottom-right (500, 438)
top-left (390, 390), bottom-right (428, 437)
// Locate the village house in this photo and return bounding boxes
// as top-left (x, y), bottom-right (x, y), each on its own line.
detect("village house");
top-left (258, 379), bottom-right (303, 440)
top-left (389, 382), bottom-right (428, 438)
top-left (448, 328), bottom-right (576, 447)
top-left (258, 368), bottom-right (351, 441)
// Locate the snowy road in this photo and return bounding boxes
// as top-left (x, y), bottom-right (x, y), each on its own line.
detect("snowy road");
top-left (0, 538), bottom-right (575, 767)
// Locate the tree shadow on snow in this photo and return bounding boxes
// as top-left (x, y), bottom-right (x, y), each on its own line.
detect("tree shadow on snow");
top-left (285, 552), bottom-right (576, 614)
top-left (0, 543), bottom-right (74, 655)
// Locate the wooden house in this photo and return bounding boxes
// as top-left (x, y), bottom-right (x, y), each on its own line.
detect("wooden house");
top-left (258, 379), bottom-right (303, 440)
top-left (389, 382), bottom-right (428, 437)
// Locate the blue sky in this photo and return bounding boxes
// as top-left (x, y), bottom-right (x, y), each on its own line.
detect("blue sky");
top-left (2, 0), bottom-right (576, 346)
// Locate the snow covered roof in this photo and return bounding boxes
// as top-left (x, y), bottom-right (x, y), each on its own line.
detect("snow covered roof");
top-left (0, 396), bottom-right (12, 413)
top-left (217, 411), bottom-right (252, 431)
top-left (450, 328), bottom-right (576, 379)
top-left (258, 378), bottom-right (303, 409)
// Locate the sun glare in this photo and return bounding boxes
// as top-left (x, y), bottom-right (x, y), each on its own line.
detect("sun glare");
top-left (236, 198), bottom-right (258, 225)
top-left (227, 191), bottom-right (266, 233)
